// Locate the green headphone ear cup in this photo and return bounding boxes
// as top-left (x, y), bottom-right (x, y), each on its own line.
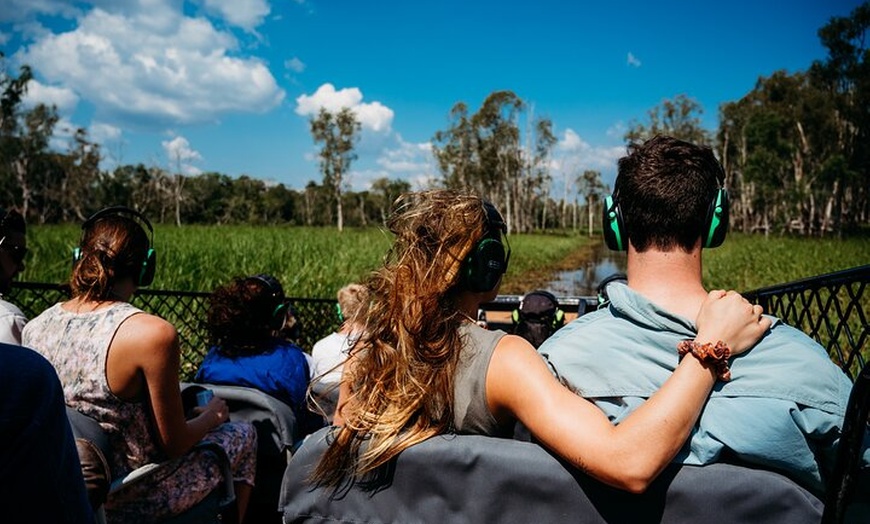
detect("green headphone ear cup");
top-left (336, 302), bottom-right (344, 322)
top-left (511, 309), bottom-right (520, 324)
top-left (139, 248), bottom-right (157, 287)
top-left (270, 302), bottom-right (288, 331)
top-left (603, 195), bottom-right (626, 251)
top-left (553, 308), bottom-right (565, 327)
top-left (462, 238), bottom-right (507, 292)
top-left (703, 188), bottom-right (729, 248)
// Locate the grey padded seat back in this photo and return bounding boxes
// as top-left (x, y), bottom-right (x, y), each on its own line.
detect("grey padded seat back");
top-left (281, 428), bottom-right (824, 524)
top-left (187, 383), bottom-right (298, 453)
top-left (185, 383), bottom-right (299, 524)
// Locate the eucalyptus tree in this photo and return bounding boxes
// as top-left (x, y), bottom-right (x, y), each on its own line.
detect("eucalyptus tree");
top-left (576, 169), bottom-right (607, 237)
top-left (625, 94), bottom-right (711, 146)
top-left (432, 90), bottom-right (556, 232)
top-left (809, 1), bottom-right (870, 231)
top-left (309, 107), bottom-right (361, 231)
top-left (370, 176), bottom-right (411, 223)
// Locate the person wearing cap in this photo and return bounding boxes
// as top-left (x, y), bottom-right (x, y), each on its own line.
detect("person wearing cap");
top-left (0, 207), bottom-right (28, 344)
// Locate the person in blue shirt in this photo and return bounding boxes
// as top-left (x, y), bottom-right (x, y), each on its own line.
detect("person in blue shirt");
top-left (196, 274), bottom-right (322, 436)
top-left (539, 135), bottom-right (864, 496)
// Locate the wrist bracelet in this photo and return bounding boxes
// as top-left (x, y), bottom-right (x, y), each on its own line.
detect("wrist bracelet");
top-left (677, 340), bottom-right (732, 381)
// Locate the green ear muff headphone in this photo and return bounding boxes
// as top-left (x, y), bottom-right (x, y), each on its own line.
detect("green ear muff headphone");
top-left (602, 187), bottom-right (729, 251)
top-left (511, 291), bottom-right (565, 328)
top-left (460, 201), bottom-right (511, 293)
top-left (335, 302), bottom-right (344, 322)
top-left (249, 274), bottom-right (288, 331)
top-left (72, 206), bottom-right (157, 287)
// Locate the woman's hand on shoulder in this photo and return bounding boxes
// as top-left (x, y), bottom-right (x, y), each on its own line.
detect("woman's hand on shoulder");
top-left (695, 290), bottom-right (772, 356)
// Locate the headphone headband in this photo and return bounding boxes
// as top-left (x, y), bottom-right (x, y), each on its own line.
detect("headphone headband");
top-left (82, 206), bottom-right (154, 236)
top-left (248, 274), bottom-right (288, 331)
top-left (75, 206), bottom-right (157, 287)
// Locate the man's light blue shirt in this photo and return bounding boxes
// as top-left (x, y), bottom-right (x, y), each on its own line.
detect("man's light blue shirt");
top-left (539, 282), bottom-right (860, 494)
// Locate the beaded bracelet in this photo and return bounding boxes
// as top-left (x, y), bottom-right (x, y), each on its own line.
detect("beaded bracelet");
top-left (677, 340), bottom-right (732, 381)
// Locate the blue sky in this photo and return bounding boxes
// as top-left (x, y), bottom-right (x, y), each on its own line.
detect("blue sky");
top-left (0, 0), bottom-right (863, 194)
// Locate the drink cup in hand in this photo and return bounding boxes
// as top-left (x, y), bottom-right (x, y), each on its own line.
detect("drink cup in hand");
top-left (196, 389), bottom-right (214, 407)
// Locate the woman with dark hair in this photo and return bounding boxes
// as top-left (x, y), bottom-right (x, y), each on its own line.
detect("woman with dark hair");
top-left (313, 189), bottom-right (771, 493)
top-left (195, 275), bottom-right (322, 436)
top-left (22, 207), bottom-right (256, 523)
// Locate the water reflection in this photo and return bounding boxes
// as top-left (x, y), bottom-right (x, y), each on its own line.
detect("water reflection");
top-left (546, 244), bottom-right (627, 296)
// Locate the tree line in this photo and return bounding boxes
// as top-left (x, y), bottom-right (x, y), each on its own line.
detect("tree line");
top-left (1, 3), bottom-right (867, 235)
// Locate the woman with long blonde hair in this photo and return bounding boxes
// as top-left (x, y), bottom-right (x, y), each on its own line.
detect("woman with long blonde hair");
top-left (314, 190), bottom-right (771, 493)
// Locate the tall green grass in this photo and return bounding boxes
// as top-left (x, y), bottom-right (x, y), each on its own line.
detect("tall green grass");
top-left (24, 225), bottom-right (587, 298)
top-left (703, 233), bottom-right (869, 291)
top-left (23, 226), bottom-right (867, 298)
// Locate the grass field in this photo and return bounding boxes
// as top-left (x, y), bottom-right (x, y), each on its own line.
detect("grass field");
top-left (703, 233), bottom-right (870, 292)
top-left (22, 225), bottom-right (868, 298)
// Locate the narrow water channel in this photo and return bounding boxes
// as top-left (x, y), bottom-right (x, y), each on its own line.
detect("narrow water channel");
top-left (545, 244), bottom-right (627, 297)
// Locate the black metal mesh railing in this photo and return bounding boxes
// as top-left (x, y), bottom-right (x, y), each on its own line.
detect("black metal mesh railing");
top-left (8, 265), bottom-right (867, 381)
top-left (743, 265), bottom-right (869, 381)
top-left (6, 282), bottom-right (341, 381)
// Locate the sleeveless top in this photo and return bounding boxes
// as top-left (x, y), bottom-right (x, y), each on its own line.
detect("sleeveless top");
top-left (22, 302), bottom-right (162, 479)
top-left (453, 322), bottom-right (513, 437)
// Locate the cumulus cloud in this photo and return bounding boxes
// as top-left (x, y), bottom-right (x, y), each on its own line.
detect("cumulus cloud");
top-left (17, 4), bottom-right (285, 130)
top-left (333, 136), bottom-right (434, 191)
top-left (89, 122), bottom-right (122, 143)
top-left (295, 83), bottom-right (394, 133)
top-left (21, 79), bottom-right (80, 112)
top-left (377, 137), bottom-right (433, 174)
top-left (163, 135), bottom-right (203, 175)
top-left (554, 128), bottom-right (624, 189)
top-left (284, 56), bottom-right (305, 73)
top-left (0, 0), bottom-right (79, 23)
top-left (197, 0), bottom-right (270, 32)
top-left (627, 52), bottom-right (642, 67)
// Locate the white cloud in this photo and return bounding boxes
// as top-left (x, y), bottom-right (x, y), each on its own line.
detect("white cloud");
top-left (162, 135), bottom-right (203, 175)
top-left (197, 0), bottom-right (270, 32)
top-left (17, 5), bottom-right (285, 130)
top-left (376, 137), bottom-right (433, 174)
top-left (21, 79), bottom-right (80, 112)
top-left (606, 122), bottom-right (626, 139)
top-left (295, 83), bottom-right (394, 133)
top-left (90, 122), bottom-right (122, 143)
top-left (284, 56), bottom-right (305, 73)
top-left (558, 129), bottom-right (587, 152)
top-left (627, 52), bottom-right (642, 68)
top-left (0, 0), bottom-right (79, 23)
top-left (554, 128), bottom-right (624, 189)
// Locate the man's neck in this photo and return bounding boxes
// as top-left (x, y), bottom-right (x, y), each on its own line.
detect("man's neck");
top-left (626, 244), bottom-right (708, 322)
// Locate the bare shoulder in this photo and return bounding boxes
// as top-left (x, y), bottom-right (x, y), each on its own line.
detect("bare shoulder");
top-left (490, 333), bottom-right (552, 382)
top-left (495, 333), bottom-right (540, 359)
top-left (114, 312), bottom-right (180, 356)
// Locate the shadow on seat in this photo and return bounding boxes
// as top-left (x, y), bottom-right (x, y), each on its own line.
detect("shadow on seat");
top-left (309, 380), bottom-right (340, 424)
top-left (281, 428), bottom-right (825, 524)
top-left (823, 360), bottom-right (870, 524)
top-left (66, 407), bottom-right (237, 524)
top-left (182, 383), bottom-right (299, 524)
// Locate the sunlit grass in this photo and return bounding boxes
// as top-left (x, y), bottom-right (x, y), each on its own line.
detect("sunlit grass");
top-left (703, 233), bottom-right (870, 291)
top-left (23, 226), bottom-right (867, 298)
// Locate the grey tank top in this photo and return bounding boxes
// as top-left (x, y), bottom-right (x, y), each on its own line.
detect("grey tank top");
top-left (453, 322), bottom-right (513, 437)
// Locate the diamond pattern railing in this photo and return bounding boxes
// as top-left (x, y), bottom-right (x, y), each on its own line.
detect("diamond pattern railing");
top-left (6, 282), bottom-right (340, 381)
top-left (8, 265), bottom-right (867, 381)
top-left (743, 265), bottom-right (869, 381)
